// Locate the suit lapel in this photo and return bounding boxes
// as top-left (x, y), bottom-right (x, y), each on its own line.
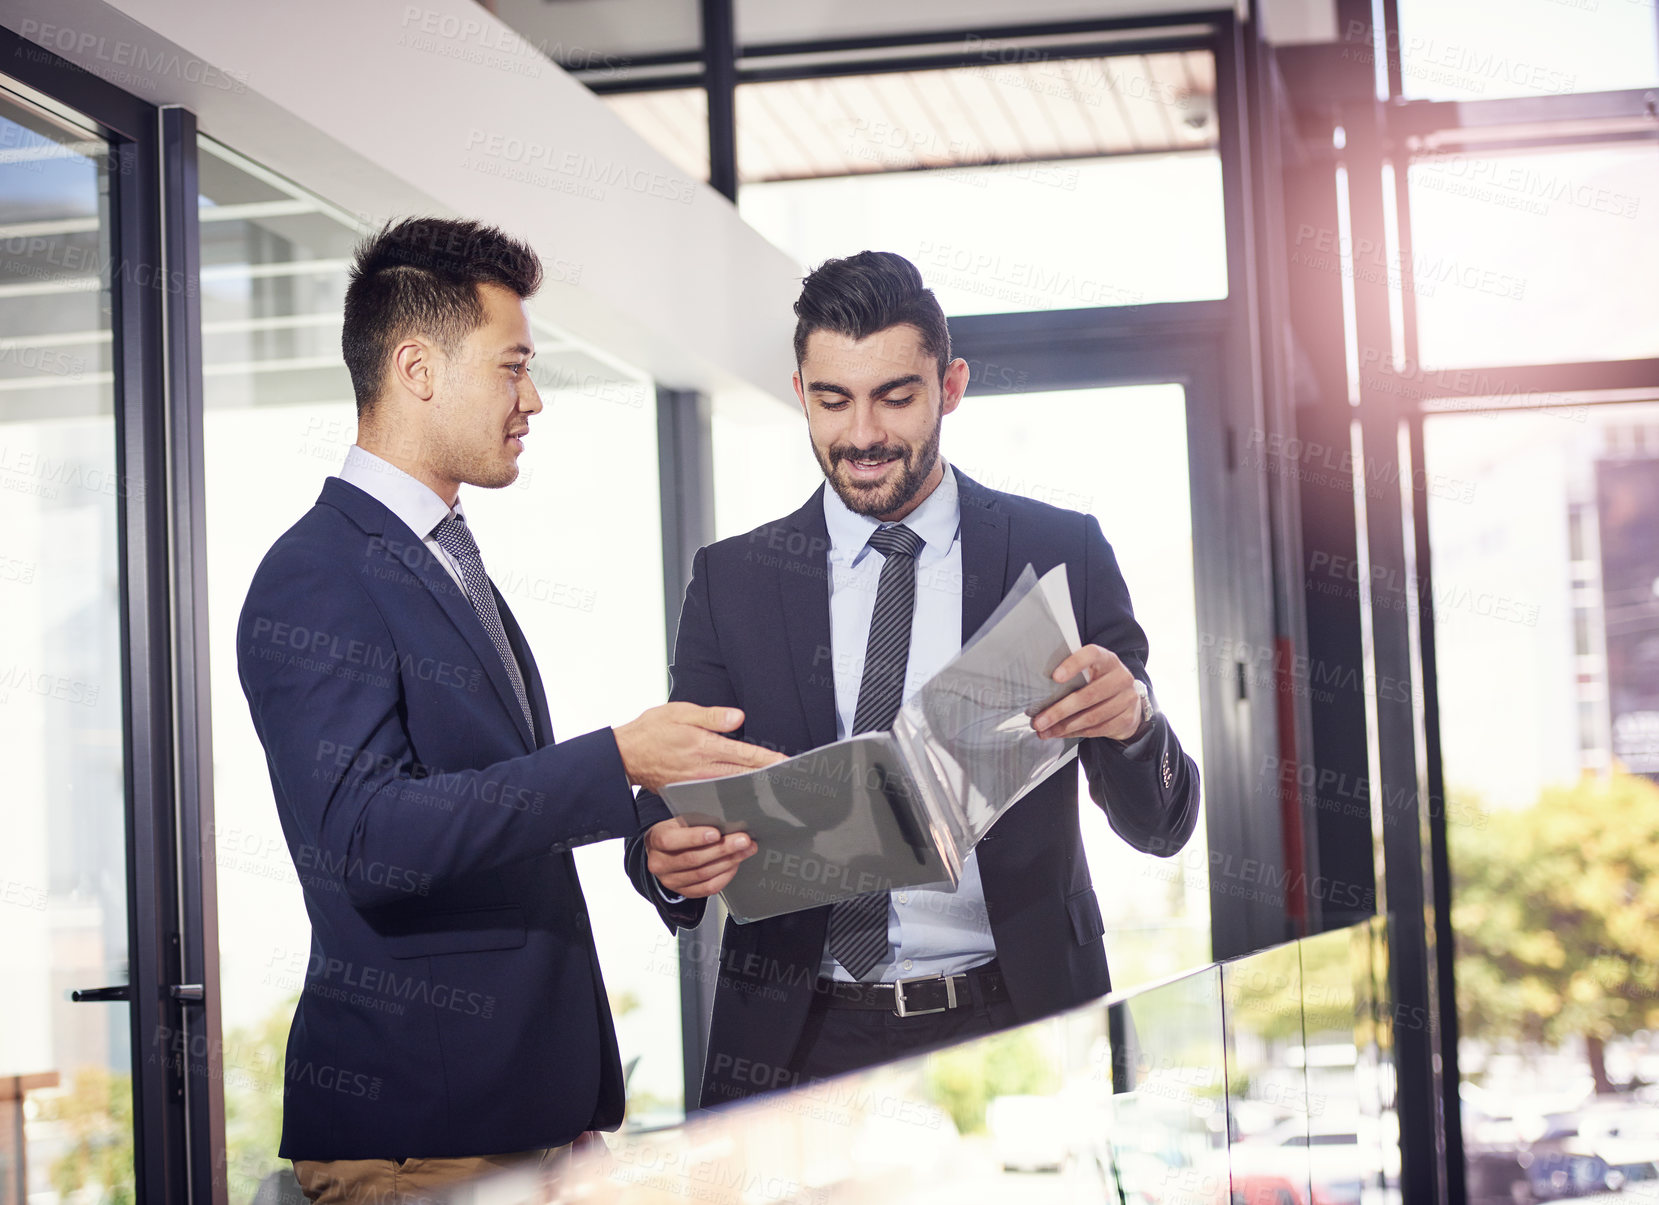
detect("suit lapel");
top-left (955, 467), bottom-right (1011, 643)
top-left (776, 487), bottom-right (838, 752)
top-left (320, 478), bottom-right (537, 754)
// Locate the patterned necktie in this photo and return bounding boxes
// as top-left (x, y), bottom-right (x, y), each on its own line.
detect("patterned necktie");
top-left (431, 513), bottom-right (536, 739)
top-left (828, 523), bottom-right (925, 980)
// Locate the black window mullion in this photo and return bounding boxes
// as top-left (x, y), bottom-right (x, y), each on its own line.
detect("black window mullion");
top-left (107, 113), bottom-right (193, 1204)
top-left (159, 102), bottom-right (226, 1205)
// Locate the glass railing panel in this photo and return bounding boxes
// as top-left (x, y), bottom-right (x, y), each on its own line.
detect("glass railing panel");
top-left (1101, 965), bottom-right (1228, 1204)
top-left (1366, 917), bottom-right (1403, 1204)
top-left (1224, 942), bottom-right (1313, 1205)
top-left (558, 970), bottom-right (1230, 1202)
top-left (568, 1002), bottom-right (1121, 1202)
top-left (1298, 921), bottom-right (1402, 1205)
top-left (527, 927), bottom-right (1392, 1205)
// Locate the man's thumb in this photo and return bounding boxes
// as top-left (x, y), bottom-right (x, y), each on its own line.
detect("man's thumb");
top-left (703, 706), bottom-right (744, 731)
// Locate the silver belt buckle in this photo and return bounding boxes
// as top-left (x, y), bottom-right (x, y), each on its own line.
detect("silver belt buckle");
top-left (892, 972), bottom-right (957, 1017)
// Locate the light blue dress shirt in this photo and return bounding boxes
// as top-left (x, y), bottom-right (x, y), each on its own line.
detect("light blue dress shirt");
top-left (818, 465), bottom-right (998, 983)
top-left (339, 444), bottom-right (465, 589)
top-left (337, 446), bottom-right (527, 682)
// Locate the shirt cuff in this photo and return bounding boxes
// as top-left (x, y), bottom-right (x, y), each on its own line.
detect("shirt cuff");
top-left (654, 878), bottom-right (687, 906)
top-left (1112, 715), bottom-right (1161, 762)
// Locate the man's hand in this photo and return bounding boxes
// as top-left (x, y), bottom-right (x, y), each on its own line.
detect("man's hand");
top-left (1032, 645), bottom-right (1143, 741)
top-left (613, 703), bottom-right (785, 794)
top-left (646, 819), bottom-right (758, 898)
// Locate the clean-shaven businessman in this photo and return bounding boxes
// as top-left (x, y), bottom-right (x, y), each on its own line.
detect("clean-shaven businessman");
top-left (630, 251), bottom-right (1201, 1107)
top-left (238, 218), bottom-right (776, 1203)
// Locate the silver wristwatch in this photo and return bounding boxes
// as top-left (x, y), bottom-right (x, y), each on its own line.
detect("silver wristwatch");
top-left (1130, 679), bottom-right (1157, 739)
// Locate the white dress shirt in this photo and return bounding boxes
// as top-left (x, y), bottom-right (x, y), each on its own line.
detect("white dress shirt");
top-left (818, 464), bottom-right (997, 983)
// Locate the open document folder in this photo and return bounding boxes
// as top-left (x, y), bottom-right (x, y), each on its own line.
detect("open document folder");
top-left (660, 563), bottom-right (1088, 922)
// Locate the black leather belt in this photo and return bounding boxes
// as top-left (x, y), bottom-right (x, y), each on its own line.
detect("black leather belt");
top-left (814, 961), bottom-right (1008, 1017)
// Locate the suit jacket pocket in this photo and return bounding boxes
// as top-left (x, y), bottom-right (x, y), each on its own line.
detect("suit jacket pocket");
top-left (1066, 887), bottom-right (1106, 947)
top-left (382, 905), bottom-right (527, 958)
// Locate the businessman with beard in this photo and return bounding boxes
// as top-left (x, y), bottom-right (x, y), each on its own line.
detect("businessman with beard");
top-left (630, 251), bottom-right (1202, 1107)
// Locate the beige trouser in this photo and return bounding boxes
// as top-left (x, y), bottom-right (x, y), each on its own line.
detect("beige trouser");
top-left (293, 1143), bottom-right (573, 1204)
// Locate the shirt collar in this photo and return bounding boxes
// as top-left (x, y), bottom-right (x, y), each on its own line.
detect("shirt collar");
top-left (822, 460), bottom-right (960, 566)
top-left (339, 445), bottom-right (464, 539)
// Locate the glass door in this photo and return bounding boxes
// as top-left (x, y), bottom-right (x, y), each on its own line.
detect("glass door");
top-left (0, 84), bottom-right (133, 1205)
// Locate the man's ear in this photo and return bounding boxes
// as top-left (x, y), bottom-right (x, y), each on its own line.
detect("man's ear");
top-left (792, 369), bottom-right (808, 417)
top-left (391, 336), bottom-right (437, 403)
top-left (940, 357), bottom-right (970, 416)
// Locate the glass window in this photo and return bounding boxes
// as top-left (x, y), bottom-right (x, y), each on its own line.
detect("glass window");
top-left (1406, 144), bottom-right (1659, 371)
top-left (197, 137), bottom-right (677, 1200)
top-left (1424, 407), bottom-right (1597, 803)
top-left (948, 385), bottom-right (1209, 982)
top-left (1426, 399), bottom-right (1659, 1201)
top-left (711, 390), bottom-right (822, 541)
top-left (0, 82), bottom-right (132, 1204)
top-left (741, 152), bottom-right (1227, 316)
top-left (1394, 0), bottom-right (1659, 100)
top-left (733, 53), bottom-right (1227, 315)
top-left (195, 139), bottom-right (360, 1202)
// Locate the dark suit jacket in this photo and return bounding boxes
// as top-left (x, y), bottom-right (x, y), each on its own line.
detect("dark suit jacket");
top-left (238, 477), bottom-right (663, 1160)
top-left (627, 468), bottom-right (1201, 1108)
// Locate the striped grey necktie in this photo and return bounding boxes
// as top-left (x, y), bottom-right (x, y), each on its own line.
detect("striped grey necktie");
top-left (431, 513), bottom-right (536, 739)
top-left (828, 522), bottom-right (925, 980)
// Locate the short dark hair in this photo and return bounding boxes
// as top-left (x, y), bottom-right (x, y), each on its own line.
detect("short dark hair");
top-left (342, 218), bottom-right (542, 414)
top-left (792, 251), bottom-right (951, 382)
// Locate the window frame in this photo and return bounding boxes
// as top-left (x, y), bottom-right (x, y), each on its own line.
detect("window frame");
top-left (0, 26), bottom-right (223, 1205)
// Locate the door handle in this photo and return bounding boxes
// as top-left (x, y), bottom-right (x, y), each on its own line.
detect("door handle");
top-left (70, 984), bottom-right (204, 1003)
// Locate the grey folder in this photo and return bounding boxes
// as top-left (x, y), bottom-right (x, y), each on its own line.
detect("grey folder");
top-left (661, 563), bottom-right (1087, 922)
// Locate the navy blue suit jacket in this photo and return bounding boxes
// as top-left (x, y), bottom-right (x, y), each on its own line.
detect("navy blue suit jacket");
top-left (627, 468), bottom-right (1201, 1107)
top-left (238, 477), bottom-right (658, 1160)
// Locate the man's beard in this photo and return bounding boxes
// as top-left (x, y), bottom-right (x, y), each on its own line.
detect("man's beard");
top-left (814, 413), bottom-right (942, 519)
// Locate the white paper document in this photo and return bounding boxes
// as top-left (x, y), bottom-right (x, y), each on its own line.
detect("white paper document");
top-left (660, 563), bottom-right (1087, 922)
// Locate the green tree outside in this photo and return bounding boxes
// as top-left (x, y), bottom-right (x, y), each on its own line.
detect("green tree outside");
top-left (1450, 772), bottom-right (1659, 1094)
top-left (923, 1028), bottom-right (1061, 1134)
top-left (38, 1066), bottom-right (134, 1205)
